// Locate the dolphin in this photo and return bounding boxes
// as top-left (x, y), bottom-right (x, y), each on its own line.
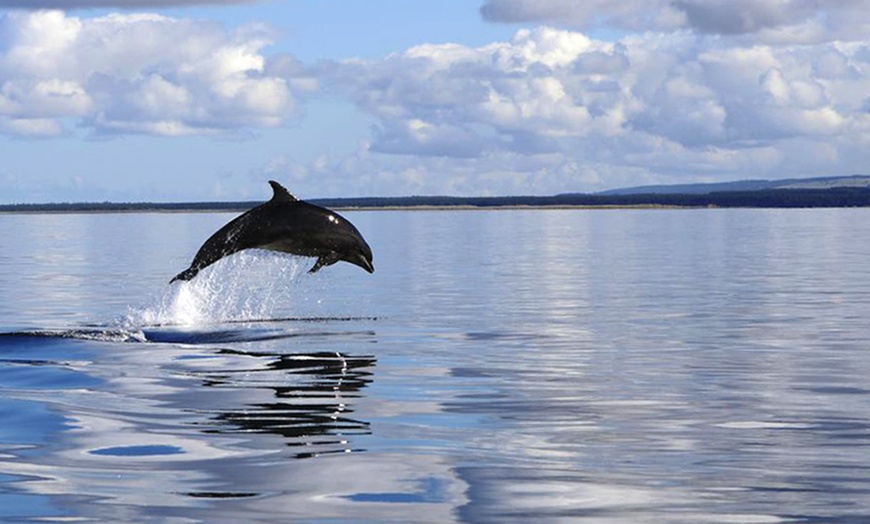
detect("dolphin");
top-left (170, 181), bottom-right (374, 283)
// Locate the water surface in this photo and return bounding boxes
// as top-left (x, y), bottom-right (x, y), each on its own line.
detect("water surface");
top-left (1, 209), bottom-right (869, 522)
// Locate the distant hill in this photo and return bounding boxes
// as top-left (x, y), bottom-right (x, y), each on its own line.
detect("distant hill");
top-left (596, 175), bottom-right (870, 195)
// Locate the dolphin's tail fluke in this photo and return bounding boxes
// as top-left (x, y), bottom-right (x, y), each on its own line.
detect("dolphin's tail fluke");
top-left (170, 267), bottom-right (199, 283)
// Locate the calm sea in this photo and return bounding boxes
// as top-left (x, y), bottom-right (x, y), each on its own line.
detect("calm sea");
top-left (1, 208), bottom-right (869, 523)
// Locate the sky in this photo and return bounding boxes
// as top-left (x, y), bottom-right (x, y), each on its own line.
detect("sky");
top-left (2, 0), bottom-right (870, 203)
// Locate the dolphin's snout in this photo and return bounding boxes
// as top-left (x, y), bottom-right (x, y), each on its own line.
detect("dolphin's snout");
top-left (354, 253), bottom-right (374, 274)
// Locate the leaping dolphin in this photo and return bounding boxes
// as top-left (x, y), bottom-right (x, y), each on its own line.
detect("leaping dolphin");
top-left (170, 181), bottom-right (374, 283)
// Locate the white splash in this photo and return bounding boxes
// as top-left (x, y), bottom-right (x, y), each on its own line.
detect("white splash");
top-left (121, 251), bottom-right (308, 327)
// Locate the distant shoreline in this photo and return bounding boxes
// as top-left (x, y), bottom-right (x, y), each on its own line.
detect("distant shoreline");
top-left (2, 187), bottom-right (870, 213)
top-left (0, 204), bottom-right (689, 215)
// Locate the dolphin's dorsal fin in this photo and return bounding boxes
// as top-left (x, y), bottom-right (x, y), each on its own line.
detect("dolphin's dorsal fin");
top-left (268, 180), bottom-right (298, 203)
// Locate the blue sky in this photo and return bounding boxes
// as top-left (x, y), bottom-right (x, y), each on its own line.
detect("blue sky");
top-left (2, 0), bottom-right (870, 203)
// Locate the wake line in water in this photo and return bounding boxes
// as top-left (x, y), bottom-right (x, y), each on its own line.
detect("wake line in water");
top-left (88, 316), bottom-right (379, 329)
top-left (0, 328), bottom-right (148, 343)
top-left (0, 323), bottom-right (377, 345)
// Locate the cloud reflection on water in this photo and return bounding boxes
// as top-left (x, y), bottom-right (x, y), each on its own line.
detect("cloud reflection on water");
top-left (4, 209), bottom-right (870, 522)
top-left (0, 325), bottom-right (466, 522)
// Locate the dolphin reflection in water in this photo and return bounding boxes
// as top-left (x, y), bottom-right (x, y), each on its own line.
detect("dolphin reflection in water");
top-left (171, 180), bottom-right (374, 283)
top-left (203, 349), bottom-right (376, 459)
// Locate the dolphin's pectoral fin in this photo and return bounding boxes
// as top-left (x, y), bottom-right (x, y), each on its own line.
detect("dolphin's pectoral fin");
top-left (309, 252), bottom-right (341, 273)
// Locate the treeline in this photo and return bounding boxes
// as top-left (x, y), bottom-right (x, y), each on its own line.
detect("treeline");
top-left (3, 187), bottom-right (870, 213)
top-left (320, 187), bottom-right (870, 208)
top-left (0, 200), bottom-right (261, 213)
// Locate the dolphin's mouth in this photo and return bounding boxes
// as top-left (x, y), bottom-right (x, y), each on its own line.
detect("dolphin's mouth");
top-left (353, 254), bottom-right (374, 274)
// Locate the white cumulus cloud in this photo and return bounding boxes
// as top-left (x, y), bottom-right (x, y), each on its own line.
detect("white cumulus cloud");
top-left (316, 25), bottom-right (870, 193)
top-left (480, 0), bottom-right (870, 44)
top-left (0, 10), bottom-right (307, 138)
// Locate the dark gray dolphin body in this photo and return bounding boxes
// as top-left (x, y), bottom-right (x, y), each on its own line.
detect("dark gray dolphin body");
top-left (170, 181), bottom-right (374, 283)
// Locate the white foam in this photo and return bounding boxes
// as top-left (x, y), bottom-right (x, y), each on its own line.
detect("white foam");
top-left (120, 251), bottom-right (308, 327)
